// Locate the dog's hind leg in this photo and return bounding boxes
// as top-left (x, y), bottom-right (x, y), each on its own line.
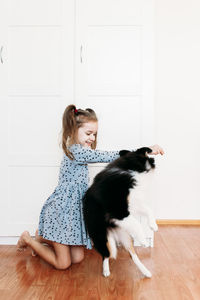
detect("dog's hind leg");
top-left (102, 257), bottom-right (110, 277)
top-left (117, 229), bottom-right (152, 278)
top-left (128, 242), bottom-right (152, 278)
top-left (102, 235), bottom-right (117, 277)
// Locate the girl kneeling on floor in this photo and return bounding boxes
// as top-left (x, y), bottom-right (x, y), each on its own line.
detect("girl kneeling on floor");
top-left (17, 104), bottom-right (164, 269)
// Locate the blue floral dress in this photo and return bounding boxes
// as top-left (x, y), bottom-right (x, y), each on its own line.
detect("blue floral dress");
top-left (38, 144), bottom-right (120, 249)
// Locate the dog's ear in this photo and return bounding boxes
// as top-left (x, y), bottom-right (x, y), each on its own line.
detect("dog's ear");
top-left (135, 147), bottom-right (152, 156)
top-left (119, 150), bottom-right (131, 157)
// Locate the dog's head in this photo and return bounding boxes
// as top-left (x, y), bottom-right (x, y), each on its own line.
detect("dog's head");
top-left (119, 147), bottom-right (155, 173)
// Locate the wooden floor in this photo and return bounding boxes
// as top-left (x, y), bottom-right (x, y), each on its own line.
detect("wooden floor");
top-left (0, 226), bottom-right (200, 300)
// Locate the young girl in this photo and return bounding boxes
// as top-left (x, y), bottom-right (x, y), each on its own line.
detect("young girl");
top-left (17, 104), bottom-right (164, 270)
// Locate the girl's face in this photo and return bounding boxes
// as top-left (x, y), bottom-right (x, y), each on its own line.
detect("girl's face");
top-left (76, 121), bottom-right (98, 148)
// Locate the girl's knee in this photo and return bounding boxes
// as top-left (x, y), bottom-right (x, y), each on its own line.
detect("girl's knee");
top-left (53, 242), bottom-right (72, 270)
top-left (55, 260), bottom-right (71, 270)
top-left (71, 252), bottom-right (84, 264)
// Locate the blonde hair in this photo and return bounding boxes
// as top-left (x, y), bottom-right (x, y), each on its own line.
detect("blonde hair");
top-left (62, 104), bottom-right (98, 159)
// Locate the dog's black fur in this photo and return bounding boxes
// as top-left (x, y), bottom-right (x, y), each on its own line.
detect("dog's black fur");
top-left (83, 147), bottom-right (155, 259)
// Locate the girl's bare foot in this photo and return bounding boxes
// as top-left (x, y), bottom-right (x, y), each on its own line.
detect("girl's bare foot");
top-left (32, 229), bottom-right (41, 256)
top-left (34, 229), bottom-right (43, 243)
top-left (17, 231), bottom-right (31, 251)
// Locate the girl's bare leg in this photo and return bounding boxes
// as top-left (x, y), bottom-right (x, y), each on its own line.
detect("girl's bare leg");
top-left (70, 246), bottom-right (84, 264)
top-left (32, 229), bottom-right (53, 256)
top-left (17, 231), bottom-right (71, 269)
top-left (33, 229), bottom-right (85, 264)
top-left (34, 229), bottom-right (53, 245)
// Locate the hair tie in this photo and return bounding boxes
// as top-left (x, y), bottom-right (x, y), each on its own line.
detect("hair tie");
top-left (74, 108), bottom-right (78, 115)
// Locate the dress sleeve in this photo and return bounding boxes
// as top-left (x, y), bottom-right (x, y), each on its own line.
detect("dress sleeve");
top-left (70, 144), bottom-right (120, 164)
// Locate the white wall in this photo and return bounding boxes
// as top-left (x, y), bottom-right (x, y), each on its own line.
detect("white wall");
top-left (1, 0), bottom-right (200, 243)
top-left (154, 0), bottom-right (200, 219)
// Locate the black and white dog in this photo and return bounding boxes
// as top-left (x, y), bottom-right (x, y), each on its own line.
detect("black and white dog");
top-left (83, 147), bottom-right (158, 277)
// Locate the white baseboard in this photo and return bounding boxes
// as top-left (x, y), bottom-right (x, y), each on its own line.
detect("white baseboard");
top-left (0, 236), bottom-right (33, 245)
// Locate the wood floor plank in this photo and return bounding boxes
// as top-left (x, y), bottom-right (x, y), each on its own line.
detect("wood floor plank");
top-left (0, 225), bottom-right (200, 300)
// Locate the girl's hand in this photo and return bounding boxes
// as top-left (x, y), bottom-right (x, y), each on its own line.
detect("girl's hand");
top-left (149, 144), bottom-right (164, 155)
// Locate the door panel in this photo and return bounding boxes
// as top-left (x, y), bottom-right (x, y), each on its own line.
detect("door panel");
top-left (75, 0), bottom-right (155, 246)
top-left (75, 0), bottom-right (155, 148)
top-left (8, 0), bottom-right (62, 25)
top-left (0, 0), bottom-right (74, 236)
top-left (87, 26), bottom-right (141, 95)
top-left (81, 97), bottom-right (142, 150)
top-left (9, 97), bottom-right (63, 165)
top-left (8, 28), bottom-right (61, 95)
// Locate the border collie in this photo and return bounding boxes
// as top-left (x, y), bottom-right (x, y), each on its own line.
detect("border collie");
top-left (83, 147), bottom-right (158, 277)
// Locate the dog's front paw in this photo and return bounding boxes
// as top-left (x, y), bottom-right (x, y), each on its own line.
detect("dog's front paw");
top-left (103, 269), bottom-right (110, 277)
top-left (149, 221), bottom-right (158, 232)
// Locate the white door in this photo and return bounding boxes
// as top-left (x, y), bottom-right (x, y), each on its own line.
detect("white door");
top-left (0, 0), bottom-right (74, 238)
top-left (75, 0), bottom-right (155, 150)
top-left (75, 0), bottom-right (156, 246)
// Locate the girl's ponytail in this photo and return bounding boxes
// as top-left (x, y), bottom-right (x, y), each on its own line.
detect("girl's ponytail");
top-left (62, 105), bottom-right (77, 159)
top-left (62, 104), bottom-right (98, 159)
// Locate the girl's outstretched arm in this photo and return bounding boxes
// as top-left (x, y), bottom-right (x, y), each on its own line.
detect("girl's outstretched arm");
top-left (70, 144), bottom-right (120, 164)
top-left (70, 143), bottom-right (164, 165)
